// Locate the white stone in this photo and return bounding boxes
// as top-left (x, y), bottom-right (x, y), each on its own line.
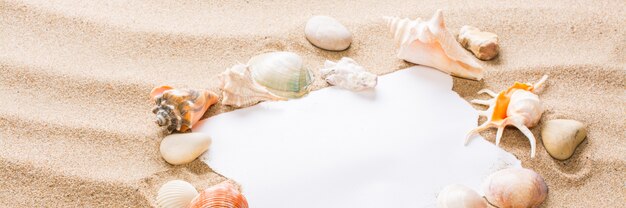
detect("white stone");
top-left (160, 133), bottom-right (211, 165)
top-left (194, 66), bottom-right (520, 207)
top-left (305, 16), bottom-right (352, 51)
top-left (541, 119), bottom-right (587, 160)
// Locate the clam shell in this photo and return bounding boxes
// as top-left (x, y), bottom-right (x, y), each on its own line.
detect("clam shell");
top-left (156, 180), bottom-right (199, 208)
top-left (189, 181), bottom-right (248, 208)
top-left (483, 167), bottom-right (548, 208)
top-left (437, 184), bottom-right (488, 208)
top-left (248, 51), bottom-right (314, 98)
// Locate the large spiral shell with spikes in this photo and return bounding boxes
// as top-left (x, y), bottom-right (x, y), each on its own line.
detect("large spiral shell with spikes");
top-left (383, 10), bottom-right (484, 80)
top-left (150, 86), bottom-right (219, 132)
top-left (189, 181), bottom-right (249, 208)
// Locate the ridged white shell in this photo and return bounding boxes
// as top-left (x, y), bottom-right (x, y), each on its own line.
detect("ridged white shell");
top-left (320, 57), bottom-right (377, 91)
top-left (437, 184), bottom-right (488, 208)
top-left (218, 64), bottom-right (286, 107)
top-left (483, 168), bottom-right (548, 208)
top-left (384, 10), bottom-right (484, 80)
top-left (248, 51), bottom-right (314, 98)
top-left (156, 180), bottom-right (199, 208)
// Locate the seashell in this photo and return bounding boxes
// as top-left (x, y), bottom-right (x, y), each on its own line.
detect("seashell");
top-left (320, 57), bottom-right (378, 91)
top-left (437, 184), bottom-right (488, 208)
top-left (384, 10), bottom-right (484, 80)
top-left (189, 180), bottom-right (249, 208)
top-left (458, 25), bottom-right (500, 61)
top-left (160, 133), bottom-right (212, 165)
top-left (151, 86), bottom-right (219, 132)
top-left (218, 64), bottom-right (286, 107)
top-left (305, 15), bottom-right (353, 51)
top-left (156, 180), bottom-right (199, 208)
top-left (483, 167), bottom-right (548, 208)
top-left (248, 51), bottom-right (314, 98)
top-left (541, 119), bottom-right (587, 160)
top-left (466, 75), bottom-right (548, 158)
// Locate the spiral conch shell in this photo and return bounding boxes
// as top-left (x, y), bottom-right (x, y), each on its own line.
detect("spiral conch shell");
top-left (320, 57), bottom-right (378, 91)
top-left (249, 51), bottom-right (314, 98)
top-left (151, 86), bottom-right (219, 132)
top-left (189, 181), bottom-right (249, 208)
top-left (218, 64), bottom-right (286, 107)
top-left (465, 75), bottom-right (548, 158)
top-left (483, 167), bottom-right (548, 208)
top-left (437, 184), bottom-right (488, 208)
top-left (384, 10), bottom-right (484, 80)
top-left (156, 180), bottom-right (199, 208)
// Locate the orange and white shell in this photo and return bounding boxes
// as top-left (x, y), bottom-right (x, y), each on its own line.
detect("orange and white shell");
top-left (218, 64), bottom-right (286, 108)
top-left (465, 75), bottom-right (548, 158)
top-left (384, 10), bottom-right (484, 80)
top-left (189, 181), bottom-right (249, 208)
top-left (151, 86), bottom-right (219, 132)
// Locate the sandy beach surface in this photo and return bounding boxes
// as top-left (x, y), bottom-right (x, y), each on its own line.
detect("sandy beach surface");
top-left (1, 0), bottom-right (624, 207)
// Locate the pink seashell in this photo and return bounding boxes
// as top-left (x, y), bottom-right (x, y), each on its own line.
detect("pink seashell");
top-left (189, 181), bottom-right (249, 208)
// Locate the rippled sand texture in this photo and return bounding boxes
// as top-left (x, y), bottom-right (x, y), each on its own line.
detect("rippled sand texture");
top-left (1, 0), bottom-right (624, 207)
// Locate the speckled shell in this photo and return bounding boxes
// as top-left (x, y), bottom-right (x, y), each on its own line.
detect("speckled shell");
top-left (384, 10), bottom-right (484, 80)
top-left (189, 181), bottom-right (248, 208)
top-left (248, 51), bottom-right (314, 98)
top-left (151, 86), bottom-right (219, 132)
top-left (156, 180), bottom-right (199, 208)
top-left (483, 168), bottom-right (548, 208)
top-left (218, 64), bottom-right (286, 107)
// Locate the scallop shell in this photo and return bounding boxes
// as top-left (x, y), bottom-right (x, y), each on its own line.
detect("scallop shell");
top-left (218, 64), bottom-right (286, 107)
top-left (320, 57), bottom-right (378, 91)
top-left (151, 86), bottom-right (219, 132)
top-left (384, 10), bottom-right (484, 80)
top-left (483, 167), bottom-right (548, 208)
top-left (466, 75), bottom-right (548, 158)
top-left (248, 51), bottom-right (314, 98)
top-left (189, 181), bottom-right (249, 208)
top-left (437, 184), bottom-right (488, 208)
top-left (156, 180), bottom-right (199, 208)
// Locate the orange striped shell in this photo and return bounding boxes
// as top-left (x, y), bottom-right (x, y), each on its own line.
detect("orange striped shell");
top-left (189, 181), bottom-right (249, 208)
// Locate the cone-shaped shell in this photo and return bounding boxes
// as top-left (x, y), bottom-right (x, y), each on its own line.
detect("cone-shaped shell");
top-left (151, 86), bottom-right (219, 132)
top-left (189, 181), bottom-right (248, 208)
top-left (384, 10), bottom-right (484, 80)
top-left (437, 184), bottom-right (488, 208)
top-left (218, 64), bottom-right (286, 107)
top-left (483, 167), bottom-right (548, 208)
top-left (156, 180), bottom-right (199, 208)
top-left (248, 51), bottom-right (314, 98)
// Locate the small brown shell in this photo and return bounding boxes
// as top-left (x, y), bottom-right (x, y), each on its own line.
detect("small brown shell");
top-left (151, 86), bottom-right (219, 132)
top-left (189, 181), bottom-right (249, 208)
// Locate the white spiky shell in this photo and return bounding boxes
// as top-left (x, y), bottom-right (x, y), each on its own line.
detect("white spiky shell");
top-left (156, 180), bottom-right (199, 208)
top-left (320, 57), bottom-right (377, 91)
top-left (248, 51), bottom-right (314, 98)
top-left (483, 168), bottom-right (548, 208)
top-left (466, 75), bottom-right (548, 158)
top-left (218, 64), bottom-right (286, 107)
top-left (384, 10), bottom-right (484, 80)
top-left (437, 184), bottom-right (488, 208)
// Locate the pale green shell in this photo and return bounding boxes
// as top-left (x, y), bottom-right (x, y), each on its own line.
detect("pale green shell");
top-left (248, 51), bottom-right (314, 98)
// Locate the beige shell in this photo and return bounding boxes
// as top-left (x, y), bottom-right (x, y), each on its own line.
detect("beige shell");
top-left (305, 15), bottom-right (353, 51)
top-left (150, 86), bottom-right (219, 132)
top-left (466, 75), bottom-right (548, 158)
top-left (156, 180), bottom-right (199, 208)
top-left (541, 119), bottom-right (587, 160)
top-left (189, 181), bottom-right (248, 208)
top-left (437, 184), bottom-right (488, 208)
top-left (248, 51), bottom-right (314, 98)
top-left (218, 64), bottom-right (286, 107)
top-left (458, 25), bottom-right (500, 61)
top-left (483, 167), bottom-right (548, 208)
top-left (160, 133), bottom-right (212, 165)
top-left (384, 10), bottom-right (484, 80)
top-left (320, 57), bottom-right (378, 91)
